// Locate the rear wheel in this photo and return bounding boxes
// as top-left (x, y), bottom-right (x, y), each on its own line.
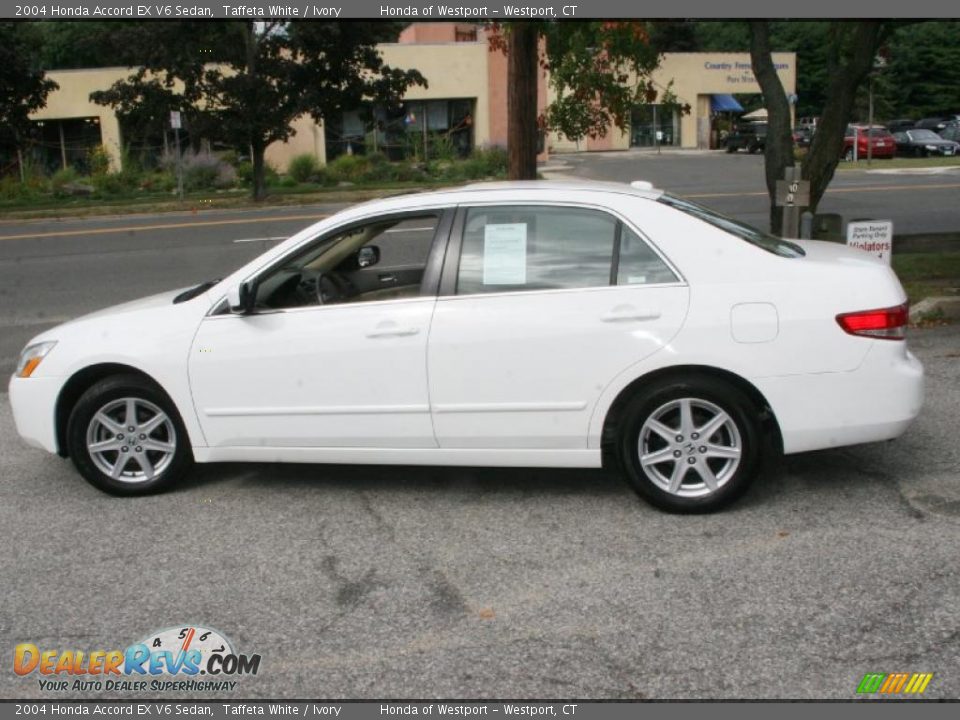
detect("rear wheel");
top-left (66, 375), bottom-right (193, 495)
top-left (618, 377), bottom-right (762, 513)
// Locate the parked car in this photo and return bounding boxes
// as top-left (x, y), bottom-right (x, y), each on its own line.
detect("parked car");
top-left (842, 124), bottom-right (896, 160)
top-left (886, 119), bottom-right (916, 133)
top-left (792, 126), bottom-right (814, 148)
top-left (939, 123), bottom-right (960, 143)
top-left (892, 128), bottom-right (960, 157)
top-left (9, 181), bottom-right (924, 513)
top-left (914, 116), bottom-right (957, 132)
top-left (725, 122), bottom-right (767, 153)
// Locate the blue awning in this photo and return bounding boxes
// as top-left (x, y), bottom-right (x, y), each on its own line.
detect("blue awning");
top-left (711, 94), bottom-right (743, 113)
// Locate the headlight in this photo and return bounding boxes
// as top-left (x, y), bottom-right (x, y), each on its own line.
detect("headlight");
top-left (15, 341), bottom-right (57, 378)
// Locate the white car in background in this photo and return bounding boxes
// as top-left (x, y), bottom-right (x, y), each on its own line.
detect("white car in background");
top-left (9, 181), bottom-right (924, 512)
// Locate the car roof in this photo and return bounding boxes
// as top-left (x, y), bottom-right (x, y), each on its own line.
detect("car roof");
top-left (342, 179), bottom-right (666, 217)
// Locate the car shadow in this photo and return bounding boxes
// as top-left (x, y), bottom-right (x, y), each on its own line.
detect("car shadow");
top-left (177, 460), bottom-right (630, 498)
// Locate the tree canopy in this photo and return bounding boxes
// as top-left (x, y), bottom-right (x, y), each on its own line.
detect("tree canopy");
top-left (0, 23), bottom-right (59, 167)
top-left (90, 21), bottom-right (424, 199)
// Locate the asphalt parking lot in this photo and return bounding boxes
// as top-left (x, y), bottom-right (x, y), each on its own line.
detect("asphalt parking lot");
top-left (2, 153), bottom-right (959, 699)
top-left (1, 323), bottom-right (958, 700)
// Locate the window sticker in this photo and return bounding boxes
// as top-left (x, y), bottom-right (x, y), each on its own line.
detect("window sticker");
top-left (482, 223), bottom-right (527, 285)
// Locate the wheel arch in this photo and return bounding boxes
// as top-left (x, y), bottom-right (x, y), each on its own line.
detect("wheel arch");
top-left (599, 364), bottom-right (783, 468)
top-left (55, 363), bottom-right (185, 457)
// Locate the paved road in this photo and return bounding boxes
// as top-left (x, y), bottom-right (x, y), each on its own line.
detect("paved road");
top-left (1, 325), bottom-right (958, 700)
top-left (549, 150), bottom-right (960, 236)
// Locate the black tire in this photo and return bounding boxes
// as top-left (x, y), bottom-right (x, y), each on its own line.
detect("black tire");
top-left (725, 144), bottom-right (736, 153)
top-left (617, 376), bottom-right (762, 513)
top-left (66, 374), bottom-right (193, 496)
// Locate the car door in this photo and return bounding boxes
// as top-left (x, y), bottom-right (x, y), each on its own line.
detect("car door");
top-left (427, 203), bottom-right (689, 450)
top-left (188, 210), bottom-right (452, 450)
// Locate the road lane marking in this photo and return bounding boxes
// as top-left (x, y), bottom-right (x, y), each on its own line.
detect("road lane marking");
top-left (233, 236), bottom-right (287, 243)
top-left (0, 213), bottom-right (329, 242)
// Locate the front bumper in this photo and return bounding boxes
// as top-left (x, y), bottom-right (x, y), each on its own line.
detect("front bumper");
top-left (8, 375), bottom-right (63, 454)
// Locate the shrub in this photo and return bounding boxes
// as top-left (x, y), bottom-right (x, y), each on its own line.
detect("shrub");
top-left (235, 160), bottom-right (279, 188)
top-left (326, 153), bottom-right (372, 183)
top-left (471, 147), bottom-right (508, 176)
top-left (87, 145), bottom-right (112, 176)
top-left (50, 167), bottom-right (81, 197)
top-left (287, 153), bottom-right (320, 183)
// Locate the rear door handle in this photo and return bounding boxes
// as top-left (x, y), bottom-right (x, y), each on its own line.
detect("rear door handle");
top-left (601, 306), bottom-right (661, 323)
top-left (366, 321), bottom-right (420, 338)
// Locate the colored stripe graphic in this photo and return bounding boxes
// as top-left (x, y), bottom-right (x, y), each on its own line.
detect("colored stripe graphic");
top-left (857, 672), bottom-right (934, 694)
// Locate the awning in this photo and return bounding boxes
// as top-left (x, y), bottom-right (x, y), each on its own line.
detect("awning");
top-left (711, 94), bottom-right (743, 113)
top-left (742, 108), bottom-right (768, 120)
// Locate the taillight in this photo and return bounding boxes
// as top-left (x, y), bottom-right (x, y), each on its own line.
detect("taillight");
top-left (836, 303), bottom-right (909, 340)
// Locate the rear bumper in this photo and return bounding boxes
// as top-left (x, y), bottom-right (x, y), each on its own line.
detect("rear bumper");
top-left (756, 342), bottom-right (924, 455)
top-left (8, 375), bottom-right (62, 454)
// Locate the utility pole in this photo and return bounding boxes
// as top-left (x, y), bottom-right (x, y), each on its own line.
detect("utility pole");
top-left (171, 110), bottom-right (183, 201)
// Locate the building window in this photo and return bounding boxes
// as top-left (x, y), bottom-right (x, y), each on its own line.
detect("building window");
top-left (325, 99), bottom-right (476, 163)
top-left (630, 105), bottom-right (679, 148)
top-left (19, 118), bottom-right (103, 174)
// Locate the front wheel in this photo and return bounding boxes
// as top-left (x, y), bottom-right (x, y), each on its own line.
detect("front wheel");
top-left (618, 378), bottom-right (762, 513)
top-left (66, 374), bottom-right (193, 495)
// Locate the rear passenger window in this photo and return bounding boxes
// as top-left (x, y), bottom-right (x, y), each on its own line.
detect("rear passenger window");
top-left (617, 226), bottom-right (678, 285)
top-left (456, 206), bottom-right (617, 295)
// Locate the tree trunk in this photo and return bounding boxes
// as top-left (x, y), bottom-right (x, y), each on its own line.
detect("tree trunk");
top-left (507, 22), bottom-right (539, 181)
top-left (251, 139), bottom-right (267, 201)
top-left (803, 22), bottom-right (884, 215)
top-left (749, 22), bottom-right (795, 235)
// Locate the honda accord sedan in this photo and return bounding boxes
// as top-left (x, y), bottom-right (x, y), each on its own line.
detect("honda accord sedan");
top-left (9, 181), bottom-right (924, 512)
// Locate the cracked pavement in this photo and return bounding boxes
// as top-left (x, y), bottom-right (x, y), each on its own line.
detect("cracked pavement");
top-left (2, 324), bottom-right (958, 700)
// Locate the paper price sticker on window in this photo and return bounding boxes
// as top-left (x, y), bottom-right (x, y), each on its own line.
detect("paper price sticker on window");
top-left (483, 223), bottom-right (528, 285)
top-left (846, 220), bottom-right (893, 265)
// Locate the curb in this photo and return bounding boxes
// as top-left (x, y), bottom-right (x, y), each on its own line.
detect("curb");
top-left (910, 296), bottom-right (960, 321)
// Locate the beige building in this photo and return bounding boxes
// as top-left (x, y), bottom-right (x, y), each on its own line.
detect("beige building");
top-left (24, 24), bottom-right (794, 173)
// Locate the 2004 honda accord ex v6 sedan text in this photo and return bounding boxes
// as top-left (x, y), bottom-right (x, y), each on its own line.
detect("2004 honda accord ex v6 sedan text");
top-left (9, 181), bottom-right (924, 512)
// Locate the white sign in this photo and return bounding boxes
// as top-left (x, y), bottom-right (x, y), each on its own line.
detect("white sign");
top-left (846, 220), bottom-right (893, 264)
top-left (483, 223), bottom-right (527, 285)
top-left (170, 111), bottom-right (182, 130)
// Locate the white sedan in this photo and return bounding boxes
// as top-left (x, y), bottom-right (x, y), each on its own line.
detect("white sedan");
top-left (9, 181), bottom-right (924, 512)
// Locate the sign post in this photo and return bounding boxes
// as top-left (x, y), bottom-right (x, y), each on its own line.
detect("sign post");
top-left (170, 110), bottom-right (183, 201)
top-left (774, 164), bottom-right (810, 239)
top-left (846, 220), bottom-right (893, 264)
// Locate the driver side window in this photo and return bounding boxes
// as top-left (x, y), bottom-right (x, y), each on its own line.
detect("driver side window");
top-left (253, 213), bottom-right (442, 311)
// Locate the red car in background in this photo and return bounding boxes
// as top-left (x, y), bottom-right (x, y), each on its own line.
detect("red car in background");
top-left (842, 124), bottom-right (896, 160)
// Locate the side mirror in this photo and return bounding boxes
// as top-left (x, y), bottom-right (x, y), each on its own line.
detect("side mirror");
top-left (226, 281), bottom-right (254, 314)
top-left (357, 245), bottom-right (380, 269)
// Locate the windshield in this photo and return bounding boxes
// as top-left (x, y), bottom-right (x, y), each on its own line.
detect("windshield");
top-left (909, 129), bottom-right (941, 141)
top-left (657, 194), bottom-right (805, 258)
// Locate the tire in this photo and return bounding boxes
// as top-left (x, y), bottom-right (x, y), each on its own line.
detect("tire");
top-left (617, 377), bottom-right (762, 513)
top-left (725, 144), bottom-right (736, 153)
top-left (66, 374), bottom-right (193, 496)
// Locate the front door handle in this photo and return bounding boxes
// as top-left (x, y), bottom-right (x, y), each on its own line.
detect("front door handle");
top-left (601, 305), bottom-right (661, 323)
top-left (366, 321), bottom-right (420, 338)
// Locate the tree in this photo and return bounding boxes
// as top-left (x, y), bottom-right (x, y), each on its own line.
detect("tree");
top-left (91, 21), bottom-right (424, 200)
top-left (880, 21), bottom-right (960, 118)
top-left (0, 23), bottom-right (58, 179)
top-left (750, 21), bottom-right (888, 234)
top-left (490, 22), bottom-right (667, 180)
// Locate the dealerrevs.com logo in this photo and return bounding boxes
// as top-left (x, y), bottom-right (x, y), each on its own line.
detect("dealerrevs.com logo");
top-left (14, 625), bottom-right (261, 693)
